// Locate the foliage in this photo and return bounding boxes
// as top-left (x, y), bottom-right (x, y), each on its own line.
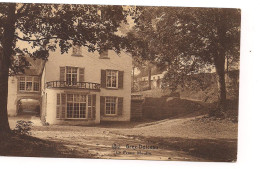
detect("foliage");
top-left (0, 3), bottom-right (129, 74)
top-left (127, 6), bottom-right (240, 112)
top-left (13, 120), bottom-right (33, 135)
top-left (128, 6), bottom-right (240, 80)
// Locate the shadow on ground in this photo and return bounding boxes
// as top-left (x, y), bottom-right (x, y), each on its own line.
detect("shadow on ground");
top-left (0, 133), bottom-right (88, 158)
top-left (135, 136), bottom-right (237, 162)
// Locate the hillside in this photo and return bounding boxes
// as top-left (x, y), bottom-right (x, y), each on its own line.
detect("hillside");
top-left (133, 70), bottom-right (239, 103)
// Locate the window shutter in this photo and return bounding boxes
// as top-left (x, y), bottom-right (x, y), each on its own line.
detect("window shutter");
top-left (101, 70), bottom-right (106, 88)
top-left (118, 71), bottom-right (124, 89)
top-left (117, 97), bottom-right (123, 115)
top-left (60, 67), bottom-right (65, 81)
top-left (100, 96), bottom-right (105, 116)
top-left (61, 93), bottom-right (66, 119)
top-left (79, 68), bottom-right (85, 82)
top-left (92, 94), bottom-right (96, 119)
top-left (56, 94), bottom-right (61, 118)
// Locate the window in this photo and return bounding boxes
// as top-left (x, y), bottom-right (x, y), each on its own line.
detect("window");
top-left (66, 67), bottom-right (78, 86)
top-left (66, 94), bottom-right (87, 118)
top-left (101, 70), bottom-right (123, 89)
top-left (19, 77), bottom-right (26, 91)
top-left (72, 45), bottom-right (82, 56)
top-left (19, 76), bottom-right (40, 92)
top-left (33, 77), bottom-right (40, 91)
top-left (99, 50), bottom-right (109, 59)
top-left (106, 70), bottom-right (118, 88)
top-left (33, 82), bottom-right (40, 91)
top-left (105, 97), bottom-right (117, 115)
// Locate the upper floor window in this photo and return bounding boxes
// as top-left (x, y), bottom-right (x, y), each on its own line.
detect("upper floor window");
top-left (106, 70), bottom-right (118, 88)
top-left (72, 45), bottom-right (82, 56)
top-left (60, 66), bottom-right (85, 85)
top-left (101, 69), bottom-right (124, 89)
top-left (99, 50), bottom-right (109, 59)
top-left (66, 67), bottom-right (78, 86)
top-left (33, 77), bottom-right (40, 91)
top-left (18, 76), bottom-right (40, 92)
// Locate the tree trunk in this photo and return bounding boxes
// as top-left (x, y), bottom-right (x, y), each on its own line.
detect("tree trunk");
top-left (147, 64), bottom-right (151, 90)
top-left (132, 66), bottom-right (135, 89)
top-left (0, 3), bottom-right (16, 135)
top-left (215, 55), bottom-right (227, 114)
top-left (0, 58), bottom-right (10, 134)
top-left (214, 9), bottom-right (228, 115)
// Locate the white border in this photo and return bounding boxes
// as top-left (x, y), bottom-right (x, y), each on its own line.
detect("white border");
top-left (1, 0), bottom-right (260, 169)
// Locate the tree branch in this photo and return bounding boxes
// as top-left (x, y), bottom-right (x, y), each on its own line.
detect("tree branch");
top-left (15, 35), bottom-right (58, 42)
top-left (16, 4), bottom-right (27, 15)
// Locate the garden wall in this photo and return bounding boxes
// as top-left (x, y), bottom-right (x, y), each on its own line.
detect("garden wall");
top-left (142, 97), bottom-right (204, 120)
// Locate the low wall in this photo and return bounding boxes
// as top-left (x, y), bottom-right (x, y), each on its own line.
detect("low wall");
top-left (131, 99), bottom-right (144, 120)
top-left (142, 97), bottom-right (203, 120)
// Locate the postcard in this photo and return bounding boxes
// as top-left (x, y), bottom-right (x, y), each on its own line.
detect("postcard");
top-left (0, 2), bottom-right (240, 163)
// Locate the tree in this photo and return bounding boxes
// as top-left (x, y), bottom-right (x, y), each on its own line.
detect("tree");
top-left (127, 7), bottom-right (240, 114)
top-left (0, 3), bottom-right (128, 134)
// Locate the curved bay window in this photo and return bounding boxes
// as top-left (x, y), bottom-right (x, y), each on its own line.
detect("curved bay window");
top-left (56, 93), bottom-right (96, 119)
top-left (67, 94), bottom-right (86, 118)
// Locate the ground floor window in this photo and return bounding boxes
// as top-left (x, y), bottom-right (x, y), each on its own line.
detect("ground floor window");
top-left (105, 97), bottom-right (117, 115)
top-left (57, 93), bottom-right (96, 119)
top-left (67, 94), bottom-right (87, 118)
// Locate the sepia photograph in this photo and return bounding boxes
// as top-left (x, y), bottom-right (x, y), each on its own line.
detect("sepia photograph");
top-left (0, 0), bottom-right (242, 164)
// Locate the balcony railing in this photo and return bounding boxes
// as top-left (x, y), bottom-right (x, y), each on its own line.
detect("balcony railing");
top-left (46, 81), bottom-right (101, 91)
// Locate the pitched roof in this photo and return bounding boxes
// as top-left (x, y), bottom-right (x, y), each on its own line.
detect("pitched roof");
top-left (19, 57), bottom-right (45, 76)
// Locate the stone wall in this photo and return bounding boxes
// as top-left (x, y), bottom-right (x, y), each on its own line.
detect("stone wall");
top-left (131, 99), bottom-right (143, 120)
top-left (142, 97), bottom-right (203, 120)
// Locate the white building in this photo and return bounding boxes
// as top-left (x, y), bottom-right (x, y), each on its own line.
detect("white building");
top-left (8, 46), bottom-right (132, 125)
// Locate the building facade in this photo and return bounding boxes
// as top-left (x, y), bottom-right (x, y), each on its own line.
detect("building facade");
top-left (7, 58), bottom-right (44, 117)
top-left (7, 46), bottom-right (132, 125)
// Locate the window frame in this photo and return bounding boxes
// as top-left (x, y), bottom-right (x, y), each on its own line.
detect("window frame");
top-left (106, 70), bottom-right (118, 89)
top-left (105, 96), bottom-right (118, 116)
top-left (66, 94), bottom-right (87, 119)
top-left (66, 66), bottom-right (78, 86)
top-left (18, 76), bottom-right (40, 92)
top-left (99, 50), bottom-right (109, 59)
top-left (72, 45), bottom-right (82, 56)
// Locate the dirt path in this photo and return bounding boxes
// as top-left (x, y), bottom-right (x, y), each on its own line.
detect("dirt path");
top-left (8, 116), bottom-right (237, 161)
top-left (31, 125), bottom-right (205, 161)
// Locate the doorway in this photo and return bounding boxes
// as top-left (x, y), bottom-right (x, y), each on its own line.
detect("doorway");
top-left (17, 99), bottom-right (41, 116)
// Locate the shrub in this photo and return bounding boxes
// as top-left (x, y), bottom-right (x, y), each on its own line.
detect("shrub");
top-left (13, 120), bottom-right (34, 135)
